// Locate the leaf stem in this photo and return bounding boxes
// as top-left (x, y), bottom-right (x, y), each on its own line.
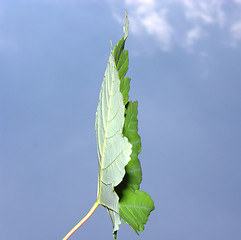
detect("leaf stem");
top-left (62, 202), bottom-right (99, 240)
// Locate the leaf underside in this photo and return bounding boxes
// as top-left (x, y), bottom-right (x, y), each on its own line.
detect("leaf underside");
top-left (95, 47), bottom-right (132, 231)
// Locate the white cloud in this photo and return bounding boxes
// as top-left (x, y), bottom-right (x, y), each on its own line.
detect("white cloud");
top-left (181, 0), bottom-right (226, 26)
top-left (110, 0), bottom-right (241, 52)
top-left (123, 0), bottom-right (173, 51)
top-left (140, 10), bottom-right (173, 51)
top-left (182, 1), bottom-right (213, 24)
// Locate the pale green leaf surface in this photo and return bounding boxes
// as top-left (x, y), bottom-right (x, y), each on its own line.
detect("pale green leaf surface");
top-left (95, 49), bottom-right (132, 232)
top-left (123, 10), bottom-right (129, 40)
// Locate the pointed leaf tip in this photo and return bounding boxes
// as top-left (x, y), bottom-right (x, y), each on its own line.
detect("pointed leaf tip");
top-left (110, 39), bottom-right (113, 51)
top-left (123, 10), bottom-right (129, 40)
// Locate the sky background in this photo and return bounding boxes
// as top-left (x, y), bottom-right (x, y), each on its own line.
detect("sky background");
top-left (1, 0), bottom-right (241, 240)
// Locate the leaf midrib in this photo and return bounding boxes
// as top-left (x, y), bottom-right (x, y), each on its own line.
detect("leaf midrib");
top-left (97, 54), bottom-right (115, 201)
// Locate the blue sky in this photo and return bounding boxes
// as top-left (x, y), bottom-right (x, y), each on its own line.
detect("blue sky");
top-left (1, 0), bottom-right (241, 240)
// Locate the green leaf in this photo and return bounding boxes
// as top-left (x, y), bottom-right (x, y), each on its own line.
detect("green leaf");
top-left (115, 100), bottom-right (155, 234)
top-left (115, 40), bottom-right (129, 81)
top-left (120, 77), bottom-right (130, 105)
top-left (121, 101), bottom-right (142, 190)
top-left (119, 189), bottom-right (155, 234)
top-left (113, 11), bottom-right (155, 235)
top-left (113, 14), bottom-right (130, 106)
top-left (95, 47), bottom-right (132, 232)
top-left (114, 42), bottom-right (130, 105)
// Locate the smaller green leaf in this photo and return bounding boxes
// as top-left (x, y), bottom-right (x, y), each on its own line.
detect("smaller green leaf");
top-left (114, 37), bottom-right (125, 67)
top-left (122, 101), bottom-right (142, 190)
top-left (119, 189), bottom-right (155, 233)
top-left (117, 49), bottom-right (129, 80)
top-left (123, 101), bottom-right (141, 154)
top-left (114, 38), bottom-right (130, 105)
top-left (120, 77), bottom-right (130, 105)
top-left (115, 100), bottom-right (154, 233)
top-left (113, 12), bottom-right (154, 235)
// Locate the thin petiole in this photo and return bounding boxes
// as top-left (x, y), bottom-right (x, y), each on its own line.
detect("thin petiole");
top-left (62, 202), bottom-right (99, 240)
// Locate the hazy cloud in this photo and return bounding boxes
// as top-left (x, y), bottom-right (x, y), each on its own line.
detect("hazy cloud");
top-left (234, 0), bottom-right (241, 4)
top-left (110, 0), bottom-right (241, 52)
top-left (139, 10), bottom-right (173, 50)
top-left (186, 25), bottom-right (202, 47)
top-left (181, 0), bottom-right (225, 26)
top-left (123, 0), bottom-right (173, 50)
top-left (231, 21), bottom-right (241, 40)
